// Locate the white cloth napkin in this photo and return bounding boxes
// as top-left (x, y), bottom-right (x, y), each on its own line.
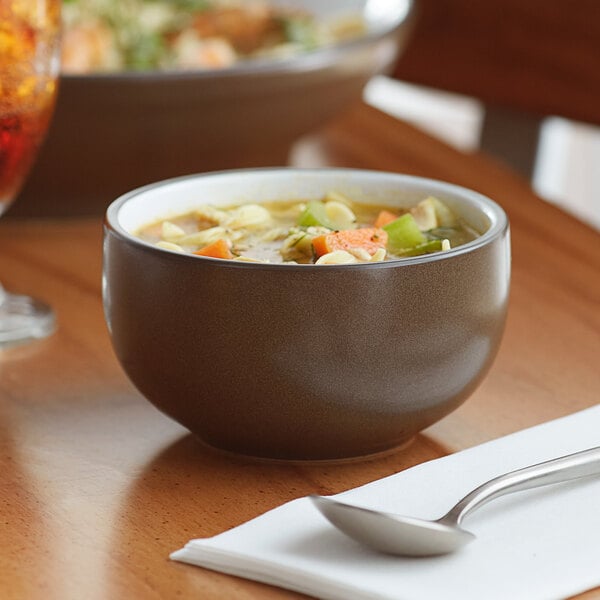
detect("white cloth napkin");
top-left (171, 405), bottom-right (600, 600)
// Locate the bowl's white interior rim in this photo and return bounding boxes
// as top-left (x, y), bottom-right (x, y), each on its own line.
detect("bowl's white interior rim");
top-left (110, 168), bottom-right (508, 262)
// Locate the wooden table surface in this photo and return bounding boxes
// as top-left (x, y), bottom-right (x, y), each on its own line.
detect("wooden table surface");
top-left (1, 102), bottom-right (599, 600)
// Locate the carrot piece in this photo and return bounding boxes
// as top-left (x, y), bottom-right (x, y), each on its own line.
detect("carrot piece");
top-left (374, 210), bottom-right (398, 228)
top-left (312, 228), bottom-right (388, 258)
top-left (311, 235), bottom-right (330, 258)
top-left (193, 238), bottom-right (233, 259)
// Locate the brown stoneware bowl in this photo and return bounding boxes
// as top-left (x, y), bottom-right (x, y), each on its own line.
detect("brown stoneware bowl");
top-left (103, 168), bottom-right (510, 461)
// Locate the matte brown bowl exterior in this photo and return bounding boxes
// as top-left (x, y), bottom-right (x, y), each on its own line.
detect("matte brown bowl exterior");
top-left (103, 169), bottom-right (510, 461)
top-left (11, 0), bottom-right (413, 217)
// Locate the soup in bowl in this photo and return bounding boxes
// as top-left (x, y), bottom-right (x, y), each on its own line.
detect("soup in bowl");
top-left (103, 168), bottom-right (510, 461)
top-left (135, 192), bottom-right (480, 264)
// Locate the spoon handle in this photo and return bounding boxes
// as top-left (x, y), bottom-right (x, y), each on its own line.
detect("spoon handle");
top-left (444, 446), bottom-right (600, 526)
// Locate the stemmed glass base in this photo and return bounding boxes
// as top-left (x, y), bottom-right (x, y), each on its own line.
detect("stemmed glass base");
top-left (0, 0), bottom-right (60, 347)
top-left (0, 284), bottom-right (55, 346)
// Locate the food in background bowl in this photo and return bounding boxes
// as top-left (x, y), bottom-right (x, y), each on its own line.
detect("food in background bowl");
top-left (62, 0), bottom-right (366, 73)
top-left (136, 193), bottom-right (480, 264)
top-left (103, 168), bottom-right (511, 461)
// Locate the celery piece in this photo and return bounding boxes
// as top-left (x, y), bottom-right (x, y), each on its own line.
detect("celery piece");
top-left (298, 201), bottom-right (337, 230)
top-left (397, 239), bottom-right (444, 257)
top-left (383, 213), bottom-right (425, 252)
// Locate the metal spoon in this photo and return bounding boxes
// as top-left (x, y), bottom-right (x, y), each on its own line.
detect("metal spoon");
top-left (311, 445), bottom-right (600, 556)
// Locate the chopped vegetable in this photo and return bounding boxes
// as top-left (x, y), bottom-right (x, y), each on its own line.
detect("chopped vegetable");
top-left (193, 238), bottom-right (233, 259)
top-left (298, 200), bottom-right (338, 230)
top-left (374, 209), bottom-right (398, 228)
top-left (137, 193), bottom-right (476, 264)
top-left (396, 239), bottom-right (447, 257)
top-left (298, 199), bottom-right (357, 231)
top-left (382, 214), bottom-right (425, 253)
top-left (312, 227), bottom-right (388, 258)
top-left (280, 226), bottom-right (328, 261)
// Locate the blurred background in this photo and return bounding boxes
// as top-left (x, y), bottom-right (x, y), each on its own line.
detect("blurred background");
top-left (365, 79), bottom-right (600, 231)
top-left (7, 0), bottom-right (599, 231)
top-left (371, 0), bottom-right (600, 231)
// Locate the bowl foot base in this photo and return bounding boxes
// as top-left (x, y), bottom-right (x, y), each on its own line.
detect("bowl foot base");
top-left (194, 435), bottom-right (416, 465)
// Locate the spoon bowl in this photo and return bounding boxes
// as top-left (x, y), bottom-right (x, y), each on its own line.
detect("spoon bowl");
top-left (311, 495), bottom-right (474, 556)
top-left (311, 445), bottom-right (600, 556)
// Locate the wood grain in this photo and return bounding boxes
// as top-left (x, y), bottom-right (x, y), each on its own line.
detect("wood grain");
top-left (1, 103), bottom-right (599, 599)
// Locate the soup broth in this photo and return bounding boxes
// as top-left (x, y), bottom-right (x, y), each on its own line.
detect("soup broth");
top-left (136, 193), bottom-right (481, 265)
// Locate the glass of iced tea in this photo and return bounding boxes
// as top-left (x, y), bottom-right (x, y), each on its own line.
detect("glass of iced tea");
top-left (0, 0), bottom-right (60, 345)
